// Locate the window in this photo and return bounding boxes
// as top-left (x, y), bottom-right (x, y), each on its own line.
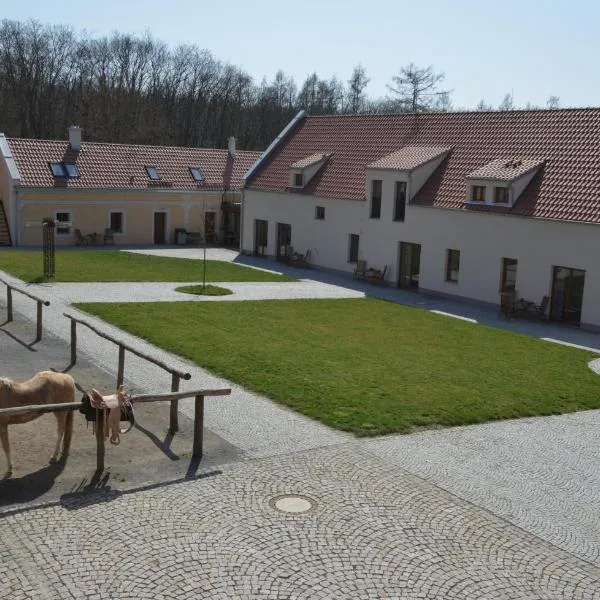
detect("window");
top-left (348, 234), bottom-right (359, 263)
top-left (370, 179), bottom-right (382, 219)
top-left (500, 258), bottom-right (517, 292)
top-left (64, 163), bottom-right (80, 178)
top-left (189, 167), bottom-right (204, 182)
top-left (446, 249), bottom-right (460, 282)
top-left (494, 186), bottom-right (510, 204)
top-left (50, 162), bottom-right (66, 177)
top-left (145, 166), bottom-right (161, 180)
top-left (55, 211), bottom-right (72, 236)
top-left (109, 211), bottom-right (124, 234)
top-left (471, 185), bottom-right (486, 202)
top-left (394, 181), bottom-right (407, 221)
top-left (294, 172), bottom-right (304, 187)
top-left (315, 206), bottom-right (325, 220)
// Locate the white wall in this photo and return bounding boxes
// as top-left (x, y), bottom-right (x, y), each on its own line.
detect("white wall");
top-left (243, 189), bottom-right (363, 270)
top-left (243, 176), bottom-right (600, 330)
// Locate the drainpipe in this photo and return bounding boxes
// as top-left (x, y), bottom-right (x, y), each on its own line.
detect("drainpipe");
top-left (239, 188), bottom-right (245, 252)
top-left (12, 184), bottom-right (20, 247)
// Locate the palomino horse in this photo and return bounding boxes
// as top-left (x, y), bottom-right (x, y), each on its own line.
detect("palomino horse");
top-left (0, 371), bottom-right (76, 478)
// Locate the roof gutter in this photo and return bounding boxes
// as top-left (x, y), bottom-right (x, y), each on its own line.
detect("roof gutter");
top-left (243, 110), bottom-right (308, 185)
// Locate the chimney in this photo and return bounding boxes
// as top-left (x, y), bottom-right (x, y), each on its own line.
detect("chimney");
top-left (69, 125), bottom-right (82, 151)
top-left (228, 136), bottom-right (236, 157)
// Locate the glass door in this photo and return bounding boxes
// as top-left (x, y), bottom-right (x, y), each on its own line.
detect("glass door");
top-left (254, 219), bottom-right (268, 257)
top-left (276, 223), bottom-right (292, 260)
top-left (398, 242), bottom-right (421, 289)
top-left (551, 266), bottom-right (585, 325)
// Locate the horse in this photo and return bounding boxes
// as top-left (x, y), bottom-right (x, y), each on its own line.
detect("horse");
top-left (0, 371), bottom-right (76, 478)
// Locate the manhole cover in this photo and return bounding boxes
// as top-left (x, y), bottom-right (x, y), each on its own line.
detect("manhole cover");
top-left (270, 494), bottom-right (316, 514)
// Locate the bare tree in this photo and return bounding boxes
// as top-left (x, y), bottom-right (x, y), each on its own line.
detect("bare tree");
top-left (498, 93), bottom-right (514, 111)
top-left (388, 63), bottom-right (450, 112)
top-left (476, 99), bottom-right (493, 111)
top-left (347, 64), bottom-right (369, 113)
top-left (547, 95), bottom-right (560, 109)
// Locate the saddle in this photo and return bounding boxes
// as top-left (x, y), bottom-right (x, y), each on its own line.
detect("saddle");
top-left (80, 386), bottom-right (135, 445)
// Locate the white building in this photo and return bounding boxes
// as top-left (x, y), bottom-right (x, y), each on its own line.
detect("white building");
top-left (241, 109), bottom-right (600, 331)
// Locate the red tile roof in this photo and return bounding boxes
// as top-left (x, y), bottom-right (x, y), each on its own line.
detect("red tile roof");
top-left (367, 146), bottom-right (451, 171)
top-left (8, 138), bottom-right (261, 191)
top-left (246, 109), bottom-right (600, 224)
top-left (467, 157), bottom-right (545, 182)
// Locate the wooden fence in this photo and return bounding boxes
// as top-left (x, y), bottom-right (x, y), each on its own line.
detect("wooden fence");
top-left (64, 313), bottom-right (190, 432)
top-left (0, 387), bottom-right (231, 472)
top-left (0, 277), bottom-right (50, 342)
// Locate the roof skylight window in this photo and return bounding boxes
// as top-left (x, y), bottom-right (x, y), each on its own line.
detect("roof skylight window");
top-left (189, 167), bottom-right (205, 182)
top-left (64, 163), bottom-right (80, 178)
top-left (145, 166), bottom-right (161, 180)
top-left (50, 162), bottom-right (67, 177)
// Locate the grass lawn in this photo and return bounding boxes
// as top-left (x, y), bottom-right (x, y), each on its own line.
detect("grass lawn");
top-left (175, 284), bottom-right (233, 296)
top-left (0, 250), bottom-right (293, 283)
top-left (75, 298), bottom-right (600, 436)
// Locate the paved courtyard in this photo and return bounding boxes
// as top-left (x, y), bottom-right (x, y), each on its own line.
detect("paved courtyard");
top-left (1, 249), bottom-right (600, 598)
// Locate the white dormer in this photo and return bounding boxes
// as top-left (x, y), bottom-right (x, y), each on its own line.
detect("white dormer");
top-left (465, 158), bottom-right (545, 207)
top-left (366, 146), bottom-right (451, 201)
top-left (289, 153), bottom-right (330, 189)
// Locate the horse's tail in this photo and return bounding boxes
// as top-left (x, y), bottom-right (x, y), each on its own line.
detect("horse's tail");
top-left (62, 409), bottom-right (74, 456)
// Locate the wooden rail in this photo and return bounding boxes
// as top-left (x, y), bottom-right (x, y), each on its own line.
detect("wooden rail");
top-left (64, 312), bottom-right (191, 432)
top-left (0, 277), bottom-right (50, 342)
top-left (0, 388), bottom-right (231, 472)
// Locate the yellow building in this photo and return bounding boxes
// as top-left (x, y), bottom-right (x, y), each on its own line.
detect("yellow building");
top-left (0, 126), bottom-right (261, 247)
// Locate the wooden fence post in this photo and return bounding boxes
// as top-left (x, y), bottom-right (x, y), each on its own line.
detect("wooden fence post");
top-left (70, 320), bottom-right (77, 365)
top-left (35, 300), bottom-right (43, 342)
top-left (96, 412), bottom-right (105, 473)
top-left (117, 345), bottom-right (125, 388)
top-left (169, 373), bottom-right (180, 433)
top-left (192, 394), bottom-right (204, 459)
top-left (6, 286), bottom-right (12, 322)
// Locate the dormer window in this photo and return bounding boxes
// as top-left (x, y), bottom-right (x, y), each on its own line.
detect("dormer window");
top-left (145, 166), bottom-right (161, 180)
top-left (289, 153), bottom-right (330, 189)
top-left (294, 173), bottom-right (304, 187)
top-left (50, 162), bottom-right (66, 177)
top-left (189, 167), bottom-right (204, 182)
top-left (471, 185), bottom-right (486, 202)
top-left (494, 186), bottom-right (510, 204)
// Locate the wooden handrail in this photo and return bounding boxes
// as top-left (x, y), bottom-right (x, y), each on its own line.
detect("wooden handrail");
top-left (0, 277), bottom-right (51, 306)
top-left (63, 312), bottom-right (191, 380)
top-left (1, 277), bottom-right (50, 341)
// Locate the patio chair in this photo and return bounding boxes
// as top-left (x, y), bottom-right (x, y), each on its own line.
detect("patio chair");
top-left (74, 229), bottom-right (88, 246)
top-left (104, 228), bottom-right (115, 245)
top-left (371, 265), bottom-right (388, 285)
top-left (534, 295), bottom-right (550, 320)
top-left (353, 260), bottom-right (367, 280)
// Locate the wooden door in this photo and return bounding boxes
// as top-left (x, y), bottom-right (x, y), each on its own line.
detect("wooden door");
top-left (154, 212), bottom-right (166, 244)
top-left (398, 242), bottom-right (421, 289)
top-left (254, 219), bottom-right (268, 256)
top-left (550, 266), bottom-right (585, 325)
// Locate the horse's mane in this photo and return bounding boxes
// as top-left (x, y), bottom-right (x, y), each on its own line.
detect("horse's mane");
top-left (0, 378), bottom-right (14, 392)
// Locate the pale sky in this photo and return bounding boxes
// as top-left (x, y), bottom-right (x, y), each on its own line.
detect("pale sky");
top-left (3, 0), bottom-right (599, 110)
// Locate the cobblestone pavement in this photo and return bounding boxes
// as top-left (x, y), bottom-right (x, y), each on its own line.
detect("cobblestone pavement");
top-left (364, 410), bottom-right (600, 566)
top-left (1, 445), bottom-right (599, 600)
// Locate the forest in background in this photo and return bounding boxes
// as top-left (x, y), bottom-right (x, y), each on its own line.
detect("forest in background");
top-left (0, 20), bottom-right (560, 150)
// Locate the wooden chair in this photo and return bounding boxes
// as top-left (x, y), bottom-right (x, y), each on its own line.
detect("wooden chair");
top-left (74, 229), bottom-right (87, 246)
top-left (371, 265), bottom-right (388, 285)
top-left (353, 260), bottom-right (367, 280)
top-left (104, 228), bottom-right (115, 245)
top-left (534, 295), bottom-right (550, 320)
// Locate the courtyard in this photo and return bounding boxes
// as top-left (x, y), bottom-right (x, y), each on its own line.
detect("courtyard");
top-left (1, 247), bottom-right (599, 598)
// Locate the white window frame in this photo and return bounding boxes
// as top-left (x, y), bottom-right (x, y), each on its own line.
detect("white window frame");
top-left (54, 210), bottom-right (73, 236)
top-left (108, 210), bottom-right (127, 235)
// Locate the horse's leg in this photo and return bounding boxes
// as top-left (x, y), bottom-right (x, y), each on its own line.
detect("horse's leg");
top-left (61, 409), bottom-right (73, 460)
top-left (50, 413), bottom-right (65, 463)
top-left (0, 424), bottom-right (12, 478)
